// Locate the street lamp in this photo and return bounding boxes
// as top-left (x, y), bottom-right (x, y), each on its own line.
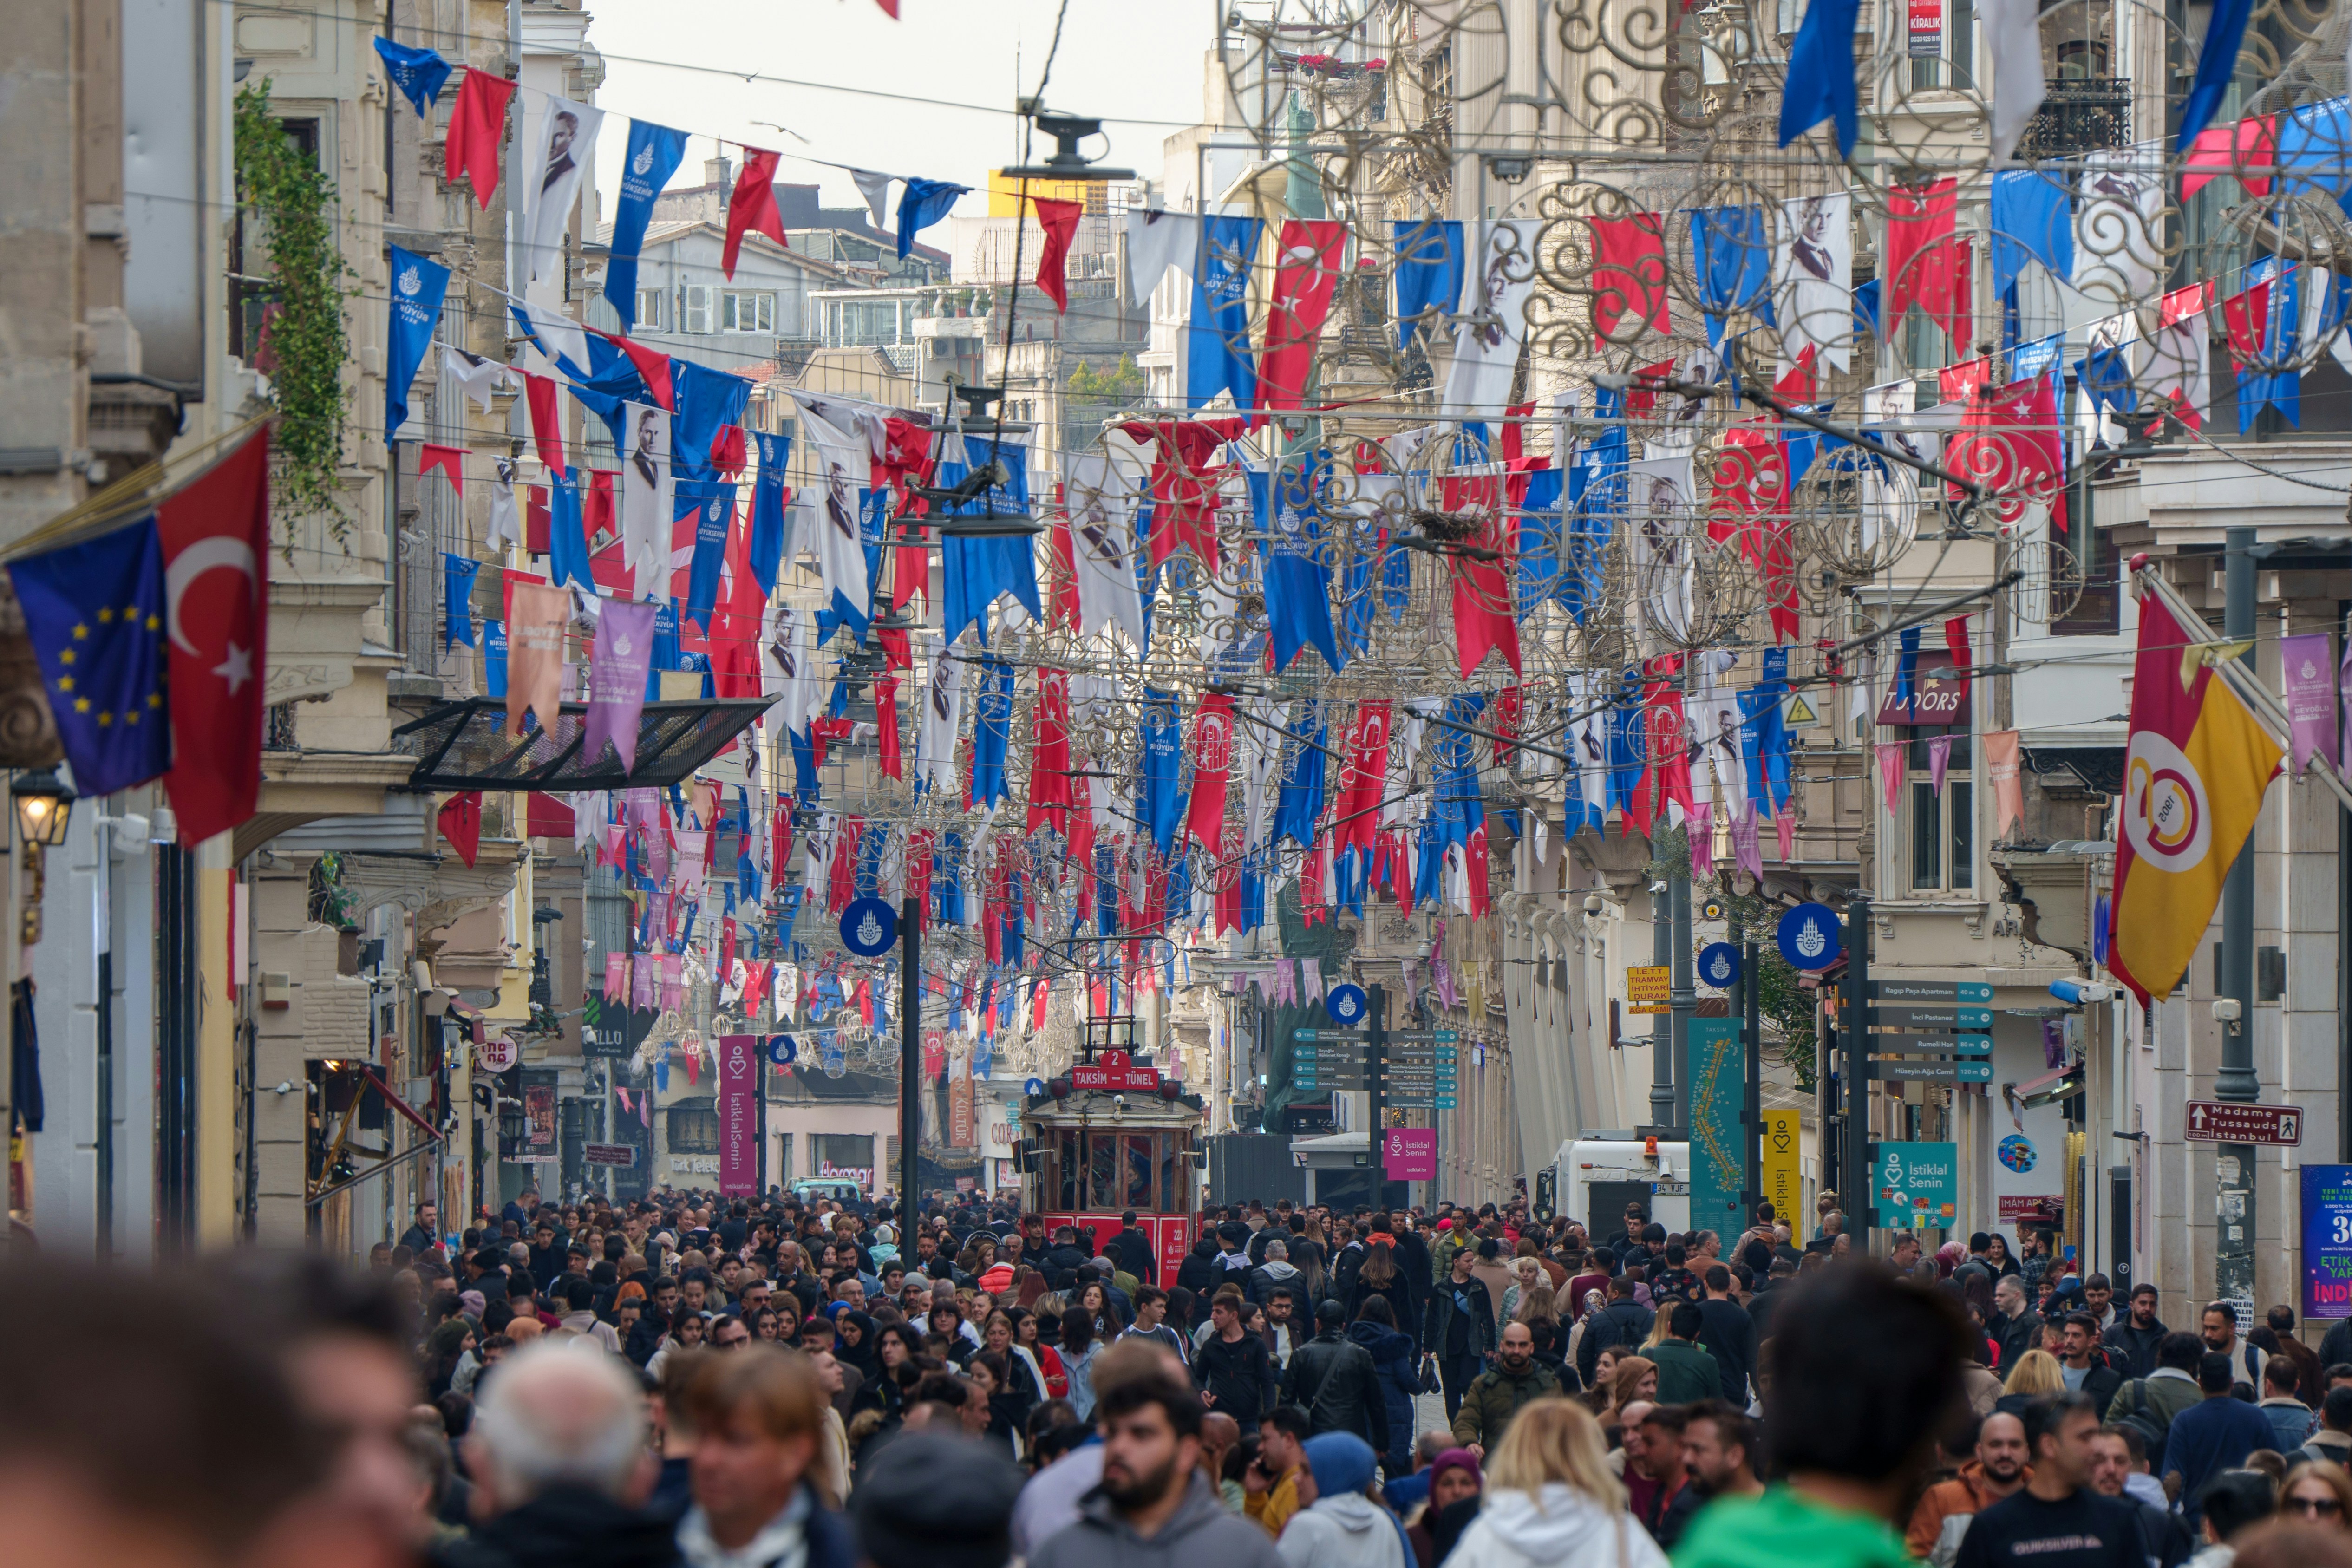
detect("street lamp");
top-left (12, 767), bottom-right (74, 945)
top-left (13, 767), bottom-right (75, 848)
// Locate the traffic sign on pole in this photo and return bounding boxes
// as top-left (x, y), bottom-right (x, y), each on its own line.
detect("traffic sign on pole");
top-left (2185, 1102), bottom-right (2303, 1146)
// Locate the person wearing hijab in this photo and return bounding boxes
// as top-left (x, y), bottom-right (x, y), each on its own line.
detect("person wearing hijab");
top-left (1407, 1450), bottom-right (1484, 1568)
top-left (1280, 1432), bottom-right (1412, 1568)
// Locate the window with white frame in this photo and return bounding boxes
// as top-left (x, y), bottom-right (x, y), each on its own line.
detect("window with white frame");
top-left (1905, 732), bottom-right (1975, 892)
top-left (683, 285), bottom-right (713, 333)
top-left (720, 290), bottom-right (774, 333)
top-left (634, 288), bottom-right (666, 330)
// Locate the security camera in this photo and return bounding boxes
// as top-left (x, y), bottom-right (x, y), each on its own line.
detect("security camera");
top-left (1583, 894), bottom-right (1605, 914)
top-left (2212, 998), bottom-right (2243, 1025)
top-left (1649, 878), bottom-right (1668, 895)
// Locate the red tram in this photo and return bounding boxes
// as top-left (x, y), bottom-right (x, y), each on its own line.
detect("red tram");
top-left (1019, 1019), bottom-right (1202, 1281)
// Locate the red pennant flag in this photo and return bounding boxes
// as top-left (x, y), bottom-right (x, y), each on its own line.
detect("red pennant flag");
top-left (1492, 686), bottom-right (1522, 768)
top-left (1185, 691), bottom-right (1237, 849)
top-left (710, 424), bottom-right (747, 479)
top-left (525, 485), bottom-right (550, 556)
top-left (2220, 279), bottom-right (2273, 366)
top-left (156, 428), bottom-right (270, 844)
top-left (1945, 614), bottom-right (1974, 699)
top-left (1031, 196), bottom-right (1084, 312)
top-left (438, 791), bottom-right (483, 868)
top-left (1646, 658), bottom-right (1695, 822)
top-left (873, 0), bottom-right (899, 15)
top-left (719, 917), bottom-right (738, 988)
top-left (2182, 115), bottom-right (2275, 201)
top-left (525, 792), bottom-right (575, 838)
top-left (874, 674), bottom-right (903, 780)
top-left (1260, 219), bottom-right (1347, 408)
top-left (583, 467), bottom-right (617, 546)
top-left (1440, 472), bottom-right (1521, 679)
top-left (594, 327), bottom-right (673, 411)
top-left (1026, 670), bottom-right (1073, 833)
top-left (419, 444), bottom-right (467, 488)
top-left (1589, 212), bottom-right (1671, 337)
top-left (522, 372), bottom-right (565, 475)
top-left (1886, 178), bottom-right (1972, 348)
top-left (1118, 416), bottom-right (1249, 572)
top-left (1954, 372), bottom-right (2069, 534)
top-left (1047, 503), bottom-right (1082, 629)
top-left (723, 148), bottom-right (787, 279)
top-left (445, 70), bottom-right (514, 209)
top-left (1334, 700), bottom-right (1392, 858)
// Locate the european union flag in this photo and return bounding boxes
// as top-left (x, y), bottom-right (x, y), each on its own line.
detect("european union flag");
top-left (8, 517), bottom-right (170, 795)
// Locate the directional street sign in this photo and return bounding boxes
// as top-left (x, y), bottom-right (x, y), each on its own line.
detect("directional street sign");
top-left (1388, 1030), bottom-right (1460, 1042)
top-left (1871, 1035), bottom-right (1993, 1055)
top-left (1864, 1005), bottom-right (1995, 1031)
top-left (1872, 1058), bottom-right (1994, 1083)
top-left (1869, 980), bottom-right (1994, 1003)
top-left (2184, 1101), bottom-right (2304, 1146)
top-left (1295, 1029), bottom-right (1369, 1041)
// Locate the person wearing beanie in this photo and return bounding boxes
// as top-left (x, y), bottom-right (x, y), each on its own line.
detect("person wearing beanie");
top-left (1278, 1432), bottom-right (1412, 1568)
top-left (850, 1431), bottom-right (1024, 1568)
top-left (1406, 1450), bottom-right (1485, 1568)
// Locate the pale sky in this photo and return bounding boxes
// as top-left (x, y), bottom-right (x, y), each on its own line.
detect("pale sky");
top-left (590, 0), bottom-right (1220, 219)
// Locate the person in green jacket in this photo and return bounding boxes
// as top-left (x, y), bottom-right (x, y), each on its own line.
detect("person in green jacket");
top-left (1675, 1264), bottom-right (1976, 1568)
top-left (1651, 1302), bottom-right (1725, 1405)
top-left (1450, 1321), bottom-right (1561, 1454)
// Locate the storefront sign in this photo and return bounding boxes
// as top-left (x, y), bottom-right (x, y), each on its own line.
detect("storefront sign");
top-left (583, 1143), bottom-right (639, 1167)
top-left (1878, 661), bottom-right (1971, 728)
top-left (1761, 1109), bottom-right (1802, 1222)
top-left (2301, 1165), bottom-right (2352, 1320)
top-left (817, 1161), bottom-right (873, 1186)
top-left (476, 1034), bottom-right (519, 1074)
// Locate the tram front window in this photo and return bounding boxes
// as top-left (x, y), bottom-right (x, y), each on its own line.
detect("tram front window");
top-left (1087, 1133), bottom-right (1122, 1210)
top-left (1125, 1134), bottom-right (1155, 1209)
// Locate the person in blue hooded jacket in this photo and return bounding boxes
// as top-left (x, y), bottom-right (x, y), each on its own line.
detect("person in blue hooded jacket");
top-left (1278, 1433), bottom-right (1413, 1568)
top-left (1347, 1296), bottom-right (1421, 1479)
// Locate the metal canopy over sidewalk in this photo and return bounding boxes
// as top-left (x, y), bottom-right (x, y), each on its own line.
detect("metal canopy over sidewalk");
top-left (394, 698), bottom-right (771, 791)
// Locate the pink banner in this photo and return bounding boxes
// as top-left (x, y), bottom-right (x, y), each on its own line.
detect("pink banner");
top-left (717, 1033), bottom-right (759, 1196)
top-left (1384, 1127), bottom-right (1437, 1181)
top-left (2281, 632), bottom-right (2338, 777)
top-left (603, 952), bottom-right (626, 1002)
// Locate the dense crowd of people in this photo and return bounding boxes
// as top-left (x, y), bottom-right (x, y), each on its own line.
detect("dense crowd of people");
top-left (11, 1183), bottom-right (2352, 1568)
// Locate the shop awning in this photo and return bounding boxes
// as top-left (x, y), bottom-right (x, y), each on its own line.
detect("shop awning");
top-left (394, 697), bottom-right (769, 791)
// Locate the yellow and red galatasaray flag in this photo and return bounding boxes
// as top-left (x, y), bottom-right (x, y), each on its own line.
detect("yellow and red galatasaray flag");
top-left (2110, 594), bottom-right (2282, 1005)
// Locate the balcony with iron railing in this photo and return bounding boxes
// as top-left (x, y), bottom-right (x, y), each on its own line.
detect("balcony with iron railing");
top-left (2015, 78), bottom-right (2130, 161)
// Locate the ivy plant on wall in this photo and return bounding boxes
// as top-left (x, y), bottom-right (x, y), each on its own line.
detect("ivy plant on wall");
top-left (235, 80), bottom-right (353, 536)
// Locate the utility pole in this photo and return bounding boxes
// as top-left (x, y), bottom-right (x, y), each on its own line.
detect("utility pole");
top-left (2215, 528), bottom-right (2259, 1318)
top-left (1841, 896), bottom-right (1871, 1240)
top-left (899, 895), bottom-right (921, 1227)
top-left (1368, 982), bottom-right (1387, 1202)
top-left (1668, 867), bottom-right (1693, 1134)
top-left (1648, 879), bottom-right (1675, 1131)
top-left (1734, 917), bottom-right (1762, 1225)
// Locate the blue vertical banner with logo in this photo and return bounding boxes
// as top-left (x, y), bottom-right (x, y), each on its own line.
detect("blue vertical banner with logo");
top-left (1688, 1017), bottom-right (1746, 1237)
top-left (604, 120), bottom-right (688, 331)
top-left (680, 478), bottom-right (735, 631)
top-left (2303, 1165), bottom-right (2352, 1321)
top-left (386, 245), bottom-right (451, 439)
top-left (1140, 688), bottom-right (1184, 853)
top-left (1187, 214), bottom-right (1261, 410)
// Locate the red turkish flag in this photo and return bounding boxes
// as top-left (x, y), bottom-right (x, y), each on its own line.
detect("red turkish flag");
top-left (418, 443), bottom-right (467, 488)
top-left (1589, 213), bottom-right (1671, 338)
top-left (1260, 219), bottom-right (1346, 409)
top-left (1031, 196), bottom-right (1084, 312)
top-left (1953, 372), bottom-right (2068, 534)
top-left (156, 428), bottom-right (270, 844)
top-left (874, 674), bottom-right (903, 780)
top-left (1025, 670), bottom-right (1072, 834)
top-left (1333, 700), bottom-right (1392, 859)
top-left (1440, 472), bottom-right (1521, 679)
top-left (1885, 178), bottom-right (1972, 348)
top-left (438, 791), bottom-right (483, 868)
top-left (724, 149), bottom-right (786, 279)
top-left (444, 71), bottom-right (514, 209)
top-left (522, 372), bottom-right (565, 475)
top-left (1185, 691), bottom-right (1237, 849)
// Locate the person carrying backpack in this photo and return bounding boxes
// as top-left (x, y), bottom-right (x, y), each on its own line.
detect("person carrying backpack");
top-left (2102, 1330), bottom-right (2206, 1474)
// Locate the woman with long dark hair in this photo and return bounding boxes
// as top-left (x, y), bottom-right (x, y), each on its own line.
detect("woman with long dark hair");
top-left (1059, 1304), bottom-right (1101, 1419)
top-left (1346, 1237), bottom-right (1415, 1329)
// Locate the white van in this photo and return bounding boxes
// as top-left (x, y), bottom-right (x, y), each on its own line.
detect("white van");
top-left (1553, 1135), bottom-right (1692, 1237)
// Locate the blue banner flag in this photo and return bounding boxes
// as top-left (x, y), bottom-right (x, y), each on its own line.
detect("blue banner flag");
top-left (2177, 0), bottom-right (2254, 153)
top-left (8, 517), bottom-right (171, 796)
top-left (385, 245), bottom-right (451, 440)
top-left (967, 652), bottom-right (1016, 809)
top-left (547, 466), bottom-right (594, 593)
top-left (1779, 0), bottom-right (1862, 156)
top-left (605, 119), bottom-right (688, 331)
top-left (1188, 214), bottom-right (1262, 409)
top-left (1391, 218), bottom-right (1463, 349)
top-left (372, 37), bottom-right (451, 115)
top-left (1272, 702), bottom-right (1330, 848)
top-left (1989, 170), bottom-right (2075, 300)
top-left (1260, 459), bottom-right (1341, 672)
top-left (748, 431), bottom-right (792, 598)
top-left (443, 554), bottom-right (479, 650)
top-left (1692, 207), bottom-right (1775, 347)
top-left (671, 359), bottom-right (751, 486)
top-left (679, 478), bottom-right (735, 631)
top-left (483, 619), bottom-right (507, 697)
top-left (896, 178), bottom-right (969, 258)
top-left (1140, 688), bottom-right (1184, 853)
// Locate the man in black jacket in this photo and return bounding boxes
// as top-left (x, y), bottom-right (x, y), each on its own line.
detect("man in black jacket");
top-left (1109, 1211), bottom-right (1156, 1286)
top-left (1694, 1265), bottom-right (1757, 1405)
top-left (1041, 1226), bottom-right (1092, 1291)
top-left (2103, 1285), bottom-right (2167, 1379)
top-left (1423, 1247), bottom-right (1496, 1419)
top-left (1283, 1300), bottom-right (1391, 1455)
top-left (2061, 1312), bottom-right (2124, 1411)
top-left (1576, 1275), bottom-right (1656, 1389)
top-left (1193, 1285), bottom-right (1280, 1425)
top-left (1990, 1275), bottom-right (2042, 1373)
